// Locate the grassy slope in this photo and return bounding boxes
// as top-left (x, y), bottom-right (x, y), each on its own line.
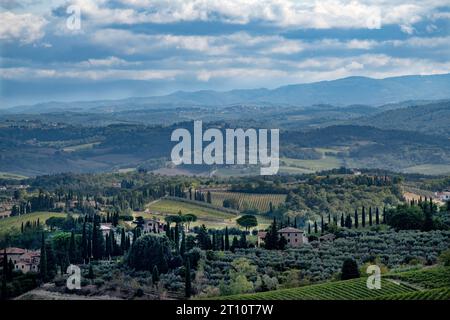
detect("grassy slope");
top-left (0, 212), bottom-right (67, 235)
top-left (146, 199), bottom-right (271, 229)
top-left (0, 172), bottom-right (28, 179)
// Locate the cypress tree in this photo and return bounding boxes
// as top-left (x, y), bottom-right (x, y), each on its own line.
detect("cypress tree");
top-left (369, 207), bottom-right (373, 226)
top-left (81, 222), bottom-right (87, 262)
top-left (362, 206), bottom-right (366, 228)
top-left (314, 221), bottom-right (318, 234)
top-left (423, 198), bottom-right (434, 231)
top-left (340, 214), bottom-right (345, 228)
top-left (68, 231), bottom-right (76, 264)
top-left (87, 231), bottom-right (92, 259)
top-left (224, 227), bottom-right (230, 251)
top-left (382, 207), bottom-right (386, 224)
top-left (354, 209), bottom-right (359, 228)
top-left (211, 232), bottom-right (217, 251)
top-left (231, 236), bottom-right (239, 252)
top-left (308, 222), bottom-right (311, 234)
top-left (1, 249), bottom-right (7, 300)
top-left (120, 228), bottom-right (126, 253)
top-left (125, 236), bottom-right (131, 251)
top-left (7, 259), bottom-right (14, 280)
top-left (341, 259), bottom-right (360, 280)
top-left (180, 231), bottom-right (186, 257)
top-left (239, 233), bottom-right (247, 248)
top-left (39, 233), bottom-right (47, 281)
top-left (320, 215), bottom-right (324, 234)
top-left (105, 233), bottom-right (111, 259)
top-left (88, 263), bottom-right (94, 281)
top-left (345, 214), bottom-right (352, 228)
top-left (185, 259), bottom-right (192, 298)
top-left (375, 207), bottom-right (380, 225)
top-left (152, 265), bottom-right (159, 284)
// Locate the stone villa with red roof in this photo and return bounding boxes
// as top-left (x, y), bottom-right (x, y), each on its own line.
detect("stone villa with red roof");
top-left (277, 227), bottom-right (308, 247)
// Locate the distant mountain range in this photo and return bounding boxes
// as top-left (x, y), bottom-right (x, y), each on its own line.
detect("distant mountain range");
top-left (4, 73), bottom-right (450, 114)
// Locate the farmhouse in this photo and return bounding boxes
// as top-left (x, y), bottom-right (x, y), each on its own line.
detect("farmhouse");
top-left (257, 231), bottom-right (267, 247)
top-left (319, 233), bottom-right (336, 242)
top-left (1, 247), bottom-right (40, 274)
top-left (139, 218), bottom-right (165, 233)
top-left (435, 191), bottom-right (450, 201)
top-left (277, 227), bottom-right (308, 247)
top-left (100, 223), bottom-right (113, 237)
top-left (0, 210), bottom-right (10, 219)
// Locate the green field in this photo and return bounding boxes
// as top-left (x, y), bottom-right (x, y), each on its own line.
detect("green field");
top-left (279, 155), bottom-right (343, 174)
top-left (0, 212), bottom-right (68, 235)
top-left (146, 199), bottom-right (271, 229)
top-left (210, 192), bottom-right (286, 212)
top-left (0, 172), bottom-right (28, 180)
top-left (403, 164), bottom-right (450, 175)
top-left (62, 142), bottom-right (101, 152)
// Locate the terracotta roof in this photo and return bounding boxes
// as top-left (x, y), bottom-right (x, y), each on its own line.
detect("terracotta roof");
top-left (277, 227), bottom-right (304, 233)
top-left (257, 231), bottom-right (267, 238)
top-left (2, 247), bottom-right (27, 255)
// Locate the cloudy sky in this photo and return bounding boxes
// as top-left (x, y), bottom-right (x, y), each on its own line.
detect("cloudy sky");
top-left (1, 0), bottom-right (450, 107)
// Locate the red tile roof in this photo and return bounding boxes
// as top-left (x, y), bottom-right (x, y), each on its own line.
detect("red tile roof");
top-left (277, 227), bottom-right (304, 233)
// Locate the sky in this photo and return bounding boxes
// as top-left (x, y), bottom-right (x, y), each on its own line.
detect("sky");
top-left (1, 0), bottom-right (450, 107)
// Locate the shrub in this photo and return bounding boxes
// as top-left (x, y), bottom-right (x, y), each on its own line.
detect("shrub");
top-left (438, 249), bottom-right (450, 266)
top-left (341, 259), bottom-right (360, 280)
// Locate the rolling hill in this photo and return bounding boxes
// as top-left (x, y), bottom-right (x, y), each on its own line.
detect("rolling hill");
top-left (352, 100), bottom-right (450, 137)
top-left (4, 73), bottom-right (450, 113)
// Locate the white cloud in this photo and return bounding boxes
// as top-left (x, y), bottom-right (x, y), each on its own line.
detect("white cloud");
top-left (0, 67), bottom-right (181, 81)
top-left (0, 11), bottom-right (47, 43)
top-left (77, 56), bottom-right (140, 67)
top-left (110, 0), bottom-right (445, 31)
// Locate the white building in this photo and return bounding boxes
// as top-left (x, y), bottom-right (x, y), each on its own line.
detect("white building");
top-left (435, 191), bottom-right (450, 201)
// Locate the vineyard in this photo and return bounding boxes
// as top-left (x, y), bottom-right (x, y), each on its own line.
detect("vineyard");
top-left (215, 277), bottom-right (416, 300)
top-left (385, 266), bottom-right (450, 289)
top-left (376, 288), bottom-right (450, 300)
top-left (210, 191), bottom-right (287, 212)
top-left (214, 266), bottom-right (450, 300)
